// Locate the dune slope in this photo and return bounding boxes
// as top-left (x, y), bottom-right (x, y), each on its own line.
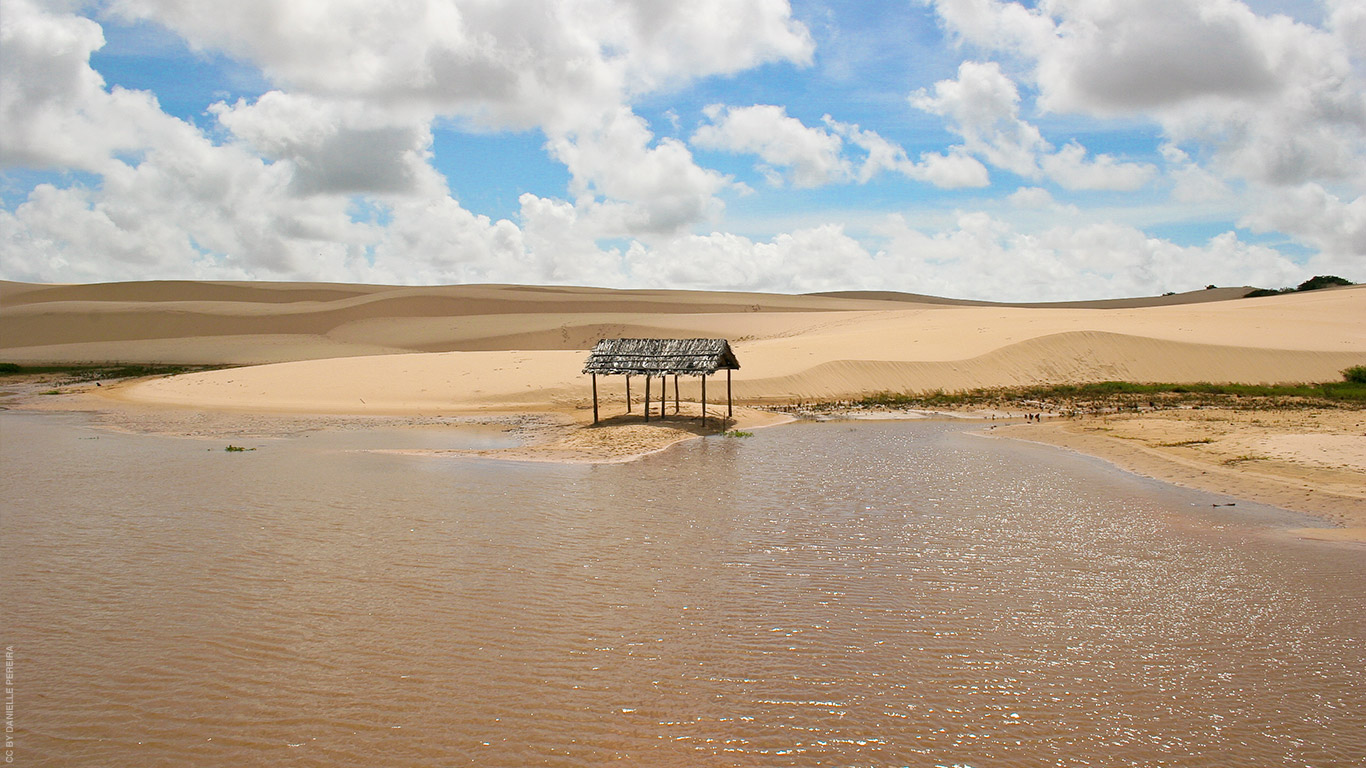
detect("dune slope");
top-left (3, 281), bottom-right (1363, 411)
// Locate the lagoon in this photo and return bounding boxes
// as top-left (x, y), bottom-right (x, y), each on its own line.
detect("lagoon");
top-left (2, 413), bottom-right (1363, 766)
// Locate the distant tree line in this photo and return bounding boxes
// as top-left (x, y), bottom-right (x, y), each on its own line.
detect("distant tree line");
top-left (1244, 275), bottom-right (1354, 298)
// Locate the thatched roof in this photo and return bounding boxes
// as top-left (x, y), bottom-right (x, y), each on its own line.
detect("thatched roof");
top-left (582, 338), bottom-right (740, 376)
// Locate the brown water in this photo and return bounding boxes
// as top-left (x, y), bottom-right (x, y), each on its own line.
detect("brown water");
top-left (2, 413), bottom-right (1363, 767)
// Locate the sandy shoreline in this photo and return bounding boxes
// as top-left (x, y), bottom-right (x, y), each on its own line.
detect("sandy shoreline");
top-left (9, 376), bottom-right (1362, 542)
top-left (4, 279), bottom-right (1364, 540)
top-left (987, 409), bottom-right (1366, 542)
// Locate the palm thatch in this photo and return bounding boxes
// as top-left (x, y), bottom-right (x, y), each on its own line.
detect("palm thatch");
top-left (582, 338), bottom-right (740, 376)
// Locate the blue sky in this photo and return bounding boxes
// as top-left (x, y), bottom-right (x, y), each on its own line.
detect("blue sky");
top-left (0, 0), bottom-right (1361, 300)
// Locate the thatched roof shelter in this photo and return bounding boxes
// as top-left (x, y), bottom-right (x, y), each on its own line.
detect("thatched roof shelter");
top-left (582, 338), bottom-right (740, 425)
top-left (582, 338), bottom-right (739, 376)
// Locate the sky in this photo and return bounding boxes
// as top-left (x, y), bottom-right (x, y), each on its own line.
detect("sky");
top-left (1, 0), bottom-right (1363, 301)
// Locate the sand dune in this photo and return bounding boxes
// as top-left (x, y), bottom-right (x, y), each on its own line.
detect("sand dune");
top-left (2, 280), bottom-right (1363, 412)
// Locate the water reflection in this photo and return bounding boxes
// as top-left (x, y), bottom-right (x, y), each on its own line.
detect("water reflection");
top-left (3, 414), bottom-right (1363, 767)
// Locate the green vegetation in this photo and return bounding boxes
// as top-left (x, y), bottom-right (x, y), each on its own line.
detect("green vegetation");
top-left (722, 429), bottom-right (754, 438)
top-left (0, 362), bottom-right (225, 380)
top-left (1245, 274), bottom-right (1353, 298)
top-left (834, 376), bottom-right (1366, 414)
top-left (224, 445), bottom-right (255, 452)
top-left (1158, 438), bottom-right (1215, 447)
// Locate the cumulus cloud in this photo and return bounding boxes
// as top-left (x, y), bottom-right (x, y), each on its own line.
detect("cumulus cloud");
top-left (875, 212), bottom-right (1304, 301)
top-left (1007, 186), bottom-right (1075, 214)
top-left (924, 0), bottom-right (1366, 188)
top-left (692, 104), bottom-right (851, 187)
top-left (1240, 184), bottom-right (1366, 263)
top-left (547, 107), bottom-right (729, 234)
top-left (1160, 144), bottom-right (1233, 203)
top-left (911, 60), bottom-right (1155, 189)
top-left (1041, 142), bottom-right (1156, 192)
top-left (691, 105), bottom-right (989, 189)
top-left (210, 92), bottom-right (442, 197)
top-left (2, 0), bottom-right (1356, 298)
top-left (0, 0), bottom-right (187, 172)
top-left (105, 0), bottom-right (813, 133)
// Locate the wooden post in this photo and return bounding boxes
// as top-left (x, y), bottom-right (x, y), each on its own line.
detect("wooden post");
top-left (644, 375), bottom-right (651, 423)
top-left (727, 368), bottom-right (733, 419)
top-left (592, 373), bottom-right (599, 424)
top-left (674, 375), bottom-right (680, 415)
top-left (701, 374), bottom-right (707, 428)
top-left (625, 375), bottom-right (631, 413)
top-left (659, 376), bottom-right (665, 419)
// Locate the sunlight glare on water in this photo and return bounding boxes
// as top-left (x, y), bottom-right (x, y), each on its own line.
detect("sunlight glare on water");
top-left (2, 414), bottom-right (1363, 767)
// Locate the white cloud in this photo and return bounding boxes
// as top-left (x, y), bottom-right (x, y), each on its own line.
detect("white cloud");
top-left (1, 0), bottom-right (1354, 299)
top-left (1240, 184), bottom-right (1366, 263)
top-left (1161, 144), bottom-right (1233, 203)
top-left (106, 0), bottom-right (813, 134)
top-left (547, 107), bottom-right (729, 235)
top-left (691, 105), bottom-right (990, 189)
top-left (911, 61), bottom-right (1155, 189)
top-left (911, 60), bottom-right (1045, 177)
top-left (0, 0), bottom-right (189, 172)
top-left (692, 104), bottom-right (851, 187)
top-left (912, 149), bottom-right (992, 189)
top-left (924, 0), bottom-right (1366, 188)
top-left (1007, 186), bottom-right (1075, 214)
top-left (210, 92), bottom-right (443, 197)
top-left (1041, 142), bottom-right (1156, 192)
top-left (626, 224), bottom-right (872, 292)
top-left (876, 212), bottom-right (1304, 301)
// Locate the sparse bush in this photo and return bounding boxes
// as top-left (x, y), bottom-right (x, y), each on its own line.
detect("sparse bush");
top-left (1344, 366), bottom-right (1366, 384)
top-left (1296, 275), bottom-right (1352, 291)
top-left (1246, 275), bottom-right (1353, 298)
top-left (722, 430), bottom-right (754, 438)
top-left (0, 363), bottom-right (22, 374)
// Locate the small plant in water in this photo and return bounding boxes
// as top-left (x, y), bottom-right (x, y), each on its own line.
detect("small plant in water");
top-left (224, 445), bottom-right (255, 452)
top-left (722, 429), bottom-right (754, 438)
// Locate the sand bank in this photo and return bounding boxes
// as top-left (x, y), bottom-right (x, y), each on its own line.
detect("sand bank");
top-left (993, 409), bottom-right (1366, 542)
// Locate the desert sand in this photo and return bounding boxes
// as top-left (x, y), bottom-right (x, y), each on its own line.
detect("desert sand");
top-left (3, 280), bottom-right (1364, 534)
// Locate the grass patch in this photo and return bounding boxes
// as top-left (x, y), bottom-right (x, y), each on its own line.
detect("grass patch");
top-left (224, 445), bottom-right (255, 452)
top-left (722, 429), bottom-right (754, 438)
top-left (1158, 438), bottom-right (1216, 447)
top-left (0, 362), bottom-right (227, 381)
top-left (1223, 454), bottom-right (1268, 465)
top-left (797, 377), bottom-right (1366, 415)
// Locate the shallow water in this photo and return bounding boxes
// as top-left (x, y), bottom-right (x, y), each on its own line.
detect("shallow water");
top-left (2, 413), bottom-right (1363, 767)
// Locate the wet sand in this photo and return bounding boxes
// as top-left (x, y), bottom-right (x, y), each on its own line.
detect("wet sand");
top-left (993, 409), bottom-right (1366, 542)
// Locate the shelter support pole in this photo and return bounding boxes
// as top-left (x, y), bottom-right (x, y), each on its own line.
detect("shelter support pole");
top-left (674, 375), bottom-right (680, 415)
top-left (659, 376), bottom-right (665, 419)
top-left (592, 374), bottom-right (599, 424)
top-left (644, 375), bottom-right (651, 423)
top-left (701, 374), bottom-right (707, 428)
top-left (625, 375), bottom-right (631, 413)
top-left (727, 369), bottom-right (733, 419)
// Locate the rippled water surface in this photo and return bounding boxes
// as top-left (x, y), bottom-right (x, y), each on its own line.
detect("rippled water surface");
top-left (3, 413), bottom-right (1364, 767)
